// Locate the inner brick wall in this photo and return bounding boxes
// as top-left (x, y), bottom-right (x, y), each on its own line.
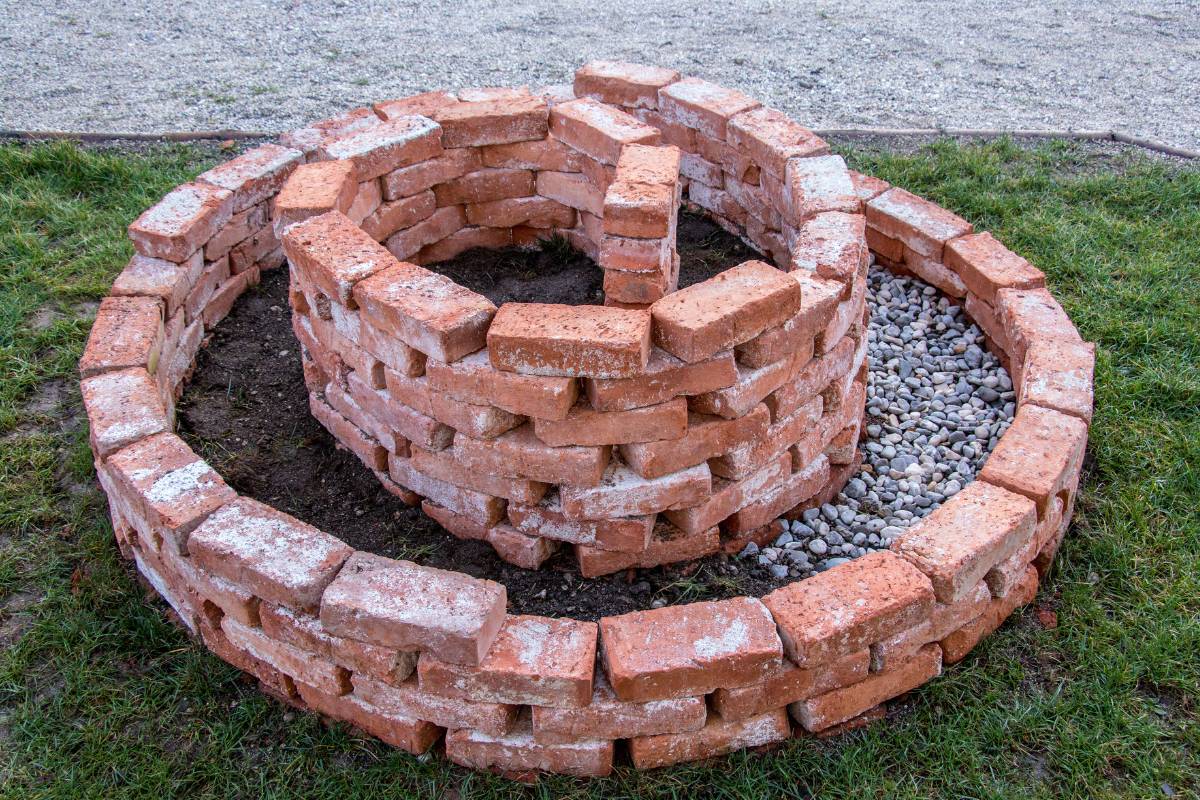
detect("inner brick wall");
top-left (78, 61), bottom-right (1095, 778)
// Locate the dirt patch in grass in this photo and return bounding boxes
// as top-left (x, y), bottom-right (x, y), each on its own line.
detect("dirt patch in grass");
top-left (176, 213), bottom-right (775, 620)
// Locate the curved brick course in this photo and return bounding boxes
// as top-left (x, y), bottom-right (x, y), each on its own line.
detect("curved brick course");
top-left (79, 61), bottom-right (1093, 778)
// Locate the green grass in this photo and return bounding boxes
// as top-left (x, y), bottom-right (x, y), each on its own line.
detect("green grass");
top-left (0, 138), bottom-right (1197, 799)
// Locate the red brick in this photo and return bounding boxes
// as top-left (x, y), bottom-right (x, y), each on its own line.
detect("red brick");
top-left (229, 222), bottom-right (278, 273)
top-left (411, 444), bottom-right (546, 504)
top-left (602, 181), bottom-right (676, 239)
top-left (979, 404), bottom-right (1088, 518)
top-left (737, 272), bottom-right (841, 369)
top-left (320, 551), bottom-right (506, 665)
top-left (161, 547), bottom-right (260, 627)
top-left (584, 348), bottom-right (737, 411)
top-left (207, 203), bottom-right (269, 261)
top-left (432, 95), bottom-right (548, 147)
top-left (318, 116), bottom-right (443, 181)
top-left (680, 151), bottom-right (724, 186)
top-left (281, 210), bottom-right (396, 305)
top-left (425, 349), bottom-right (577, 419)
top-left (866, 187), bottom-right (972, 260)
top-left (309, 392), bottom-right (388, 471)
top-left (449, 423), bottom-right (611, 487)
top-left (535, 170), bottom-right (605, 216)
top-left (763, 550), bottom-right (935, 668)
top-left (766, 332), bottom-right (857, 420)
top-left (111, 251), bottom-right (202, 318)
top-left (549, 98), bottom-right (660, 165)
top-left (944, 231), bottom-right (1045, 305)
top-left (789, 211), bottom-right (868, 286)
top-left (848, 169), bottom-right (890, 202)
top-left (360, 190), bottom-right (437, 241)
top-left (996, 286), bottom-right (1083, 367)
top-left (353, 672), bottom-right (516, 736)
top-left (784, 155), bottom-right (858, 223)
top-left (487, 303), bottom-right (650, 379)
top-left (128, 181), bottom-right (234, 262)
top-left (531, 397), bottom-right (684, 447)
top-left (260, 602), bottom-right (417, 683)
top-left (603, 263), bottom-right (677, 305)
top-left (650, 260), bottom-right (801, 363)
top-left (620, 405), bottom-right (769, 478)
top-left (573, 61), bottom-right (681, 110)
top-left (82, 368), bottom-right (171, 459)
top-left (279, 107), bottom-right (380, 156)
top-left (432, 167), bottom-right (534, 206)
top-left (373, 90), bottom-right (460, 121)
top-left (445, 712), bottom-right (614, 777)
top-left (560, 459), bottom-right (710, 519)
top-left (902, 247), bottom-right (968, 298)
top-left (630, 708), bottom-right (789, 769)
top-left (615, 143), bottom-right (681, 185)
top-left (422, 501), bottom-right (557, 569)
top-left (464, 195), bottom-right (574, 228)
top-left (346, 176), bottom-right (385, 224)
top-left (481, 137), bottom-right (585, 171)
top-left (507, 493), bottom-right (654, 552)
top-left (713, 649), bottom-right (869, 721)
top-left (106, 432), bottom-right (235, 553)
top-left (188, 495), bottom-right (352, 610)
top-left (663, 452), bottom-right (790, 533)
top-left (926, 580), bottom-right (994, 642)
top-left (353, 261), bottom-right (495, 362)
top-left (726, 107), bottom-right (825, 176)
top-left (575, 519), bottom-right (717, 576)
top-left (722, 452), bottom-right (831, 533)
top-left (384, 204), bottom-right (466, 261)
top-left (389, 455), bottom-right (506, 524)
top-left (658, 77), bottom-right (760, 139)
top-left (428, 391), bottom-right (524, 439)
top-left (273, 160), bottom-right (357, 234)
top-left (418, 615), bottom-right (596, 707)
top-left (690, 355), bottom-right (804, 419)
top-left (221, 617), bottom-right (350, 695)
top-left (892, 481), bottom-right (1037, 603)
top-left (198, 142), bottom-right (302, 212)
top-left (941, 566), bottom-right (1038, 663)
top-left (382, 147), bottom-right (480, 199)
top-left (79, 295), bottom-right (165, 378)
top-left (791, 644), bottom-right (941, 732)
top-left (295, 681), bottom-right (443, 753)
top-left (456, 86), bottom-right (530, 103)
top-left (415, 225), bottom-right (512, 264)
top-left (964, 292), bottom-right (1009, 354)
top-left (600, 596), bottom-right (782, 701)
top-left (1020, 338), bottom-right (1095, 422)
top-left (204, 267), bottom-right (257, 328)
top-left (533, 670), bottom-right (704, 744)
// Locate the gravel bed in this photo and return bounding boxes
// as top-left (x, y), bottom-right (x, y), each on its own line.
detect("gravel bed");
top-left (740, 263), bottom-right (1015, 581)
top-left (0, 1), bottom-right (1197, 151)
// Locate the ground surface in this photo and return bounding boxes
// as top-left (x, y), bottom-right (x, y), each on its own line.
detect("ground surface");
top-left (1, 1), bottom-right (1198, 152)
top-left (1, 137), bottom-right (1197, 798)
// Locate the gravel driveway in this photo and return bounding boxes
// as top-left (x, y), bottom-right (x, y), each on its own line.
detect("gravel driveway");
top-left (1, 1), bottom-right (1197, 150)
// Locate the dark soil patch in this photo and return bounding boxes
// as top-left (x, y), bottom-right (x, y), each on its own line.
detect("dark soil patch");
top-left (177, 214), bottom-right (777, 620)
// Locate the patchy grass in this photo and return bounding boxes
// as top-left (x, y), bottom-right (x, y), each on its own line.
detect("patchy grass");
top-left (0, 138), bottom-right (1197, 799)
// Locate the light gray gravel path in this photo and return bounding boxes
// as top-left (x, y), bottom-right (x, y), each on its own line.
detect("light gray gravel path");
top-left (1, 1), bottom-right (1197, 150)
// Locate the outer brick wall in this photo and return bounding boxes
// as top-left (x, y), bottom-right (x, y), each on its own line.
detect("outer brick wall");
top-left (78, 61), bottom-right (1093, 778)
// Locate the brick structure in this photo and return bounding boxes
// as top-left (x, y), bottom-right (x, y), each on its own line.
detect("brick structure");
top-left (81, 62), bottom-right (1092, 778)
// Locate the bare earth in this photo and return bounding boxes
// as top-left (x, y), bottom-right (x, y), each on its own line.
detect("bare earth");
top-left (1, 1), bottom-right (1197, 150)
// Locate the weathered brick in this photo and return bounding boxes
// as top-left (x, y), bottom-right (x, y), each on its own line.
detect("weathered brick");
top-left (360, 190), bottom-right (437, 241)
top-left (260, 602), bottom-right (417, 683)
top-left (629, 708), bottom-right (789, 769)
top-left (663, 452), bottom-right (790, 534)
top-left (789, 211), bottom-right (868, 285)
top-left (432, 167), bottom-right (535, 206)
top-left (353, 261), bottom-right (495, 362)
top-left (573, 61), bottom-right (681, 110)
top-left (532, 397), bottom-right (687, 447)
top-left (432, 95), bottom-right (549, 147)
top-left (979, 404), bottom-right (1088, 518)
top-left (535, 169), bottom-right (606, 216)
top-left (82, 368), bottom-right (171, 459)
top-left (79, 295), bottom-right (165, 378)
top-left (278, 107), bottom-right (380, 157)
top-left (320, 551), bottom-right (507, 665)
top-left (736, 272), bottom-right (842, 369)
top-left (481, 137), bottom-right (585, 171)
top-left (282, 210), bottom-right (397, 305)
top-left (445, 712), bottom-right (614, 777)
top-left (415, 225), bottom-right (512, 264)
top-left (207, 203), bottom-right (270, 261)
top-left (222, 617), bottom-right (350, 696)
top-left (941, 566), bottom-right (1038, 663)
top-left (1020, 338), bottom-right (1095, 422)
top-left (848, 169), bottom-right (890, 202)
top-left (106, 432), bottom-right (235, 553)
top-left (533, 670), bottom-right (704, 744)
top-left (273, 159), bottom-right (357, 234)
top-left (996, 286), bottom-right (1083, 367)
top-left (427, 391), bottom-right (524, 439)
top-left (388, 455), bottom-right (506, 525)
top-left (487, 302), bottom-right (650, 379)
top-left (560, 458), bottom-right (710, 519)
top-left (602, 180), bottom-right (675, 238)
top-left (722, 452), bottom-right (831, 533)
top-left (892, 481), bottom-right (1037, 602)
top-left (620, 405), bottom-right (769, 478)
top-left (189, 496), bottom-right (352, 610)
top-left (373, 90), bottom-right (459, 121)
top-left (309, 392), bottom-right (388, 471)
top-left (944, 231), bottom-right (1045, 305)
top-left (422, 501), bottom-right (558, 569)
top-left (318, 116), bottom-right (443, 181)
top-left (465, 195), bottom-right (575, 228)
top-left (296, 680), bottom-right (443, 753)
top-left (549, 98), bottom-right (661, 165)
top-left (411, 445), bottom-right (546, 505)
top-left (690, 355), bottom-right (803, 419)
top-left (198, 142), bottom-right (303, 212)
top-left (600, 596), bottom-right (782, 701)
top-left (584, 348), bottom-right (737, 411)
top-left (658, 77), bottom-right (760, 140)
top-left (575, 519), bottom-right (718, 577)
top-left (381, 147), bottom-right (481, 199)
top-left (507, 493), bottom-right (654, 552)
top-left (865, 187), bottom-right (972, 260)
top-left (763, 550), bottom-right (935, 668)
top-left (352, 672), bottom-right (516, 736)
top-left (712, 648), bottom-right (869, 721)
top-left (449, 423), bottom-right (611, 487)
top-left (791, 644), bottom-right (941, 732)
top-left (784, 155), bottom-right (859, 222)
top-left (457, 86), bottom-right (531, 103)
top-left (111, 252), bottom-right (202, 318)
top-left (727, 106), bottom-right (827, 176)
top-left (425, 349), bottom-right (577, 419)
top-left (129, 181), bottom-right (234, 262)
top-left (418, 615), bottom-right (596, 707)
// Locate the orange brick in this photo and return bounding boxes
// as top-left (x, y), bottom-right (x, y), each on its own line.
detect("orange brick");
top-left (658, 77), bottom-right (760, 139)
top-left (411, 446), bottom-right (546, 505)
top-left (487, 303), bottom-right (651, 379)
top-left (197, 142), bottom-right (302, 212)
top-left (320, 551), bottom-right (507, 666)
top-left (432, 168), bottom-right (534, 206)
top-left (791, 644), bottom-right (941, 732)
top-left (712, 649), bottom-right (869, 721)
top-left (763, 551), bottom-right (935, 668)
top-left (533, 670), bottom-right (704, 744)
top-left (281, 210), bottom-right (396, 305)
top-left (481, 137), bottom-right (585, 171)
top-left (464, 195), bottom-right (575, 228)
top-left (630, 708), bottom-right (789, 769)
top-left (388, 455), bottom-right (506, 525)
top-left (352, 672), bottom-right (516, 736)
top-left (573, 61), bottom-right (681, 110)
top-left (296, 681), bottom-right (443, 753)
top-left (372, 90), bottom-right (460, 121)
top-left (620, 405), bottom-right (769, 479)
top-left (110, 251), bottom-right (202, 318)
top-left (784, 155), bottom-right (858, 222)
top-left (445, 712), bottom-right (613, 777)
top-left (727, 106), bottom-right (827, 177)
top-left (259, 603), bottom-right (416, 684)
top-left (574, 519), bottom-right (719, 577)
top-left (601, 596), bottom-right (782, 701)
top-left (650, 260), bottom-right (801, 363)
top-left (432, 95), bottom-right (548, 147)
top-left (535, 170), bottom-right (605, 216)
top-left (449, 423), bottom-right (611, 487)
top-left (360, 190), bottom-right (437, 241)
top-left (941, 566), bottom-right (1038, 663)
top-left (996, 286), bottom-right (1083, 367)
top-left (425, 349), bottom-right (578, 420)
top-left (381, 147), bottom-right (480, 200)
top-left (273, 160), bottom-right (357, 234)
top-left (560, 458), bottom-right (710, 520)
top-left (736, 272), bottom-right (841, 369)
top-left (1020, 338), bottom-right (1095, 422)
top-left (384, 205), bottom-right (468, 260)
top-left (722, 452), bottom-right (831, 533)
top-left (318, 117), bottom-right (443, 181)
top-left (222, 617), bottom-right (350, 696)
top-left (789, 211), bottom-right (869, 285)
top-left (532, 397), bottom-right (687, 447)
top-left (944, 231), bottom-right (1045, 305)
top-left (979, 404), bottom-right (1088, 518)
top-left (422, 501), bottom-right (557, 569)
top-left (663, 452), bottom-right (790, 534)
top-left (278, 107), bottom-right (380, 156)
top-left (507, 493), bottom-right (653, 552)
top-left (79, 295), bottom-right (165, 378)
top-left (584, 348), bottom-right (737, 411)
top-left (81, 368), bottom-right (171, 459)
top-left (866, 187), bottom-right (972, 260)
top-left (128, 181), bottom-right (234, 262)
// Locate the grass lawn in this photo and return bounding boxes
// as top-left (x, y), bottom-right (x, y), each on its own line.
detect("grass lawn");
top-left (0, 137), bottom-right (1197, 799)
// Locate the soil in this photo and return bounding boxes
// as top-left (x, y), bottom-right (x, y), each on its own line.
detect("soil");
top-left (176, 213), bottom-right (779, 620)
